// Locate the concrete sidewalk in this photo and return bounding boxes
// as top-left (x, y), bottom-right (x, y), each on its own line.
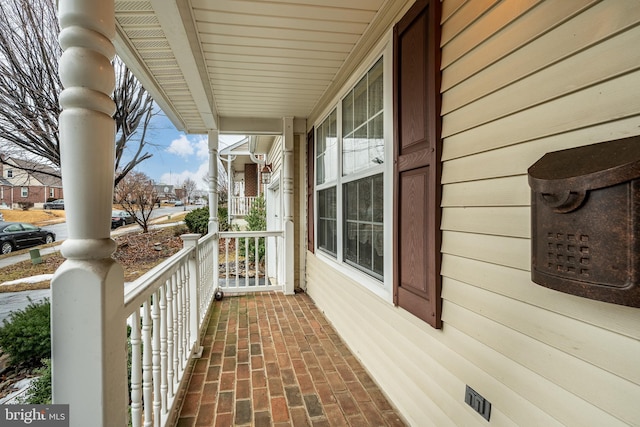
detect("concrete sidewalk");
top-left (0, 246), bottom-right (62, 269)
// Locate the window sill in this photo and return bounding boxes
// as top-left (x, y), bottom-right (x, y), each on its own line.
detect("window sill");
top-left (313, 250), bottom-right (393, 304)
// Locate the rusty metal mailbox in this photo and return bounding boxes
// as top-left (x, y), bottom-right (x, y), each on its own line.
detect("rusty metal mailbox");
top-left (528, 137), bottom-right (640, 307)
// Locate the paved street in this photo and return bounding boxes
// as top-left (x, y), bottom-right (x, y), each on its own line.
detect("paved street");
top-left (0, 205), bottom-right (196, 321)
top-left (0, 289), bottom-right (50, 323)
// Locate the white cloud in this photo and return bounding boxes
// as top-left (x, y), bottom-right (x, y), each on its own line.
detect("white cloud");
top-left (166, 135), bottom-right (194, 158)
top-left (195, 137), bottom-right (209, 159)
top-left (159, 161), bottom-right (209, 190)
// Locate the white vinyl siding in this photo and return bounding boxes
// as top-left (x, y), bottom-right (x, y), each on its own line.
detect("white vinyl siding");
top-left (306, 0), bottom-right (640, 426)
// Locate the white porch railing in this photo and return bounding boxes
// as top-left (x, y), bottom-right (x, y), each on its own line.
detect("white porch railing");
top-left (123, 232), bottom-right (215, 427)
top-left (229, 196), bottom-right (257, 216)
top-left (218, 230), bottom-right (284, 294)
top-left (121, 229), bottom-right (283, 426)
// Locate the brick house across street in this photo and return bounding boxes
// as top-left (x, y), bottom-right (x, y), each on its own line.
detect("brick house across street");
top-left (0, 156), bottom-right (63, 209)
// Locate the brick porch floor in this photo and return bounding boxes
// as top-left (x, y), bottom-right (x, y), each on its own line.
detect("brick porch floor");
top-left (174, 292), bottom-right (406, 426)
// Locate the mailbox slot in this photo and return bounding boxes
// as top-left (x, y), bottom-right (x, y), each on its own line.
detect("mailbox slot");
top-left (528, 137), bottom-right (640, 307)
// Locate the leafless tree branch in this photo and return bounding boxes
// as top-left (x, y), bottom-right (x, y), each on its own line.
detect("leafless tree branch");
top-left (0, 0), bottom-right (155, 185)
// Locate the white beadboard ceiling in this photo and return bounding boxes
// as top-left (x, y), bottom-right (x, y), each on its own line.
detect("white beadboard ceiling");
top-left (114, 0), bottom-right (403, 135)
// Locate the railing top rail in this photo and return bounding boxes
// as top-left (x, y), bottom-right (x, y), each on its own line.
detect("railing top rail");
top-left (123, 246), bottom-right (194, 315)
top-left (198, 231), bottom-right (217, 245)
top-left (219, 230), bottom-right (284, 238)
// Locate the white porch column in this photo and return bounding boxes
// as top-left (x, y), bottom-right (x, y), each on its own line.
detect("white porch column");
top-left (53, 1), bottom-right (127, 426)
top-left (208, 129), bottom-right (219, 234)
top-left (283, 117), bottom-right (295, 295)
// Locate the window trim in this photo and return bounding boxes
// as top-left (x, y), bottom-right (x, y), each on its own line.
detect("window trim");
top-left (313, 41), bottom-right (394, 301)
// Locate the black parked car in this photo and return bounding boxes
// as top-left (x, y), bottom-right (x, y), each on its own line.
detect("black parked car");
top-left (43, 199), bottom-right (64, 210)
top-left (0, 222), bottom-right (56, 254)
top-left (111, 210), bottom-right (135, 228)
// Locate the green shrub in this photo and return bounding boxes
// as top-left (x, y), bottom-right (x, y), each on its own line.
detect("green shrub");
top-left (22, 359), bottom-right (52, 404)
top-left (218, 206), bottom-right (229, 232)
top-left (0, 298), bottom-right (50, 367)
top-left (184, 205), bottom-right (229, 234)
top-left (184, 207), bottom-right (209, 234)
top-left (241, 195), bottom-right (266, 262)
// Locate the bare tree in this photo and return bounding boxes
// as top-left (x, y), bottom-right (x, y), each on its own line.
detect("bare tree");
top-left (0, 0), bottom-right (155, 185)
top-left (181, 178), bottom-right (197, 204)
top-left (114, 171), bottom-right (158, 233)
top-left (203, 158), bottom-right (229, 204)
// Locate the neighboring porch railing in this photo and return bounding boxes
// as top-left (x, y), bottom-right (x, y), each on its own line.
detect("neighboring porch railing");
top-left (218, 230), bottom-right (284, 294)
top-left (229, 196), bottom-right (257, 216)
top-left (122, 229), bottom-right (283, 426)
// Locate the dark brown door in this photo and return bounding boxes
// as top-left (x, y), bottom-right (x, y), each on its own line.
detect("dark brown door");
top-left (393, 0), bottom-right (442, 328)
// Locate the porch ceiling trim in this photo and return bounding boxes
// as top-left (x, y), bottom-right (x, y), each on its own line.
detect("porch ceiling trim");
top-left (114, 0), bottom-right (404, 135)
top-left (150, 0), bottom-right (218, 131)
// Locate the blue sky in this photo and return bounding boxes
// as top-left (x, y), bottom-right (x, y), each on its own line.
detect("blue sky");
top-left (129, 112), bottom-right (244, 191)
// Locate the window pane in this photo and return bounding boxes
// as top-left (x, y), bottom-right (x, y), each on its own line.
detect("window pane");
top-left (342, 174), bottom-right (383, 279)
top-left (316, 109), bottom-right (337, 185)
top-left (342, 58), bottom-right (384, 176)
top-left (368, 58), bottom-right (383, 115)
top-left (372, 225), bottom-right (384, 276)
top-left (344, 221), bottom-right (358, 263)
top-left (358, 179), bottom-right (372, 221)
top-left (353, 78), bottom-right (368, 130)
top-left (358, 222), bottom-right (372, 270)
top-left (343, 92), bottom-right (353, 136)
top-left (372, 174), bottom-right (384, 222)
top-left (368, 113), bottom-right (384, 167)
top-left (343, 135), bottom-right (355, 176)
top-left (344, 181), bottom-right (358, 221)
top-left (317, 187), bottom-right (337, 256)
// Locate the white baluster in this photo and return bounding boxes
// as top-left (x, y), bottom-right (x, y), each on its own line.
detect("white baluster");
top-left (159, 284), bottom-right (168, 408)
top-left (130, 312), bottom-right (142, 427)
top-left (172, 275), bottom-right (180, 383)
top-left (182, 263), bottom-right (190, 358)
top-left (236, 237), bottom-right (240, 288)
top-left (166, 278), bottom-right (174, 392)
top-left (225, 238), bottom-right (230, 289)
top-left (176, 268), bottom-right (184, 371)
top-left (255, 237), bottom-right (260, 286)
top-left (142, 302), bottom-right (152, 427)
top-left (245, 237), bottom-right (249, 288)
top-left (152, 290), bottom-right (162, 424)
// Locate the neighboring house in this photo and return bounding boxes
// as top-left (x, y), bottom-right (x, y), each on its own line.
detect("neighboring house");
top-left (152, 184), bottom-right (175, 201)
top-left (0, 157), bottom-right (63, 208)
top-left (220, 135), bottom-right (279, 226)
top-left (52, 1), bottom-right (640, 426)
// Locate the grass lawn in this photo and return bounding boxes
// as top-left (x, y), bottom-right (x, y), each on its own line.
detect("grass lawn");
top-left (1, 209), bottom-right (66, 225)
top-left (0, 224), bottom-right (189, 292)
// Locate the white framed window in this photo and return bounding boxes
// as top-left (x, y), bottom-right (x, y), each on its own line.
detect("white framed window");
top-left (21, 187), bottom-right (28, 197)
top-left (315, 110), bottom-right (338, 256)
top-left (314, 54), bottom-right (390, 286)
top-left (7, 169), bottom-right (13, 178)
top-left (49, 188), bottom-right (55, 198)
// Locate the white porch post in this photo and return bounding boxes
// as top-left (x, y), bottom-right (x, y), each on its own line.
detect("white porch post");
top-left (208, 129), bottom-right (219, 234)
top-left (53, 1), bottom-right (127, 426)
top-left (283, 117), bottom-right (295, 295)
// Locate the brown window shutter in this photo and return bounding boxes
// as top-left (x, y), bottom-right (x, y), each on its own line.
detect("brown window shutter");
top-left (393, 0), bottom-right (442, 328)
top-left (307, 128), bottom-right (315, 253)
